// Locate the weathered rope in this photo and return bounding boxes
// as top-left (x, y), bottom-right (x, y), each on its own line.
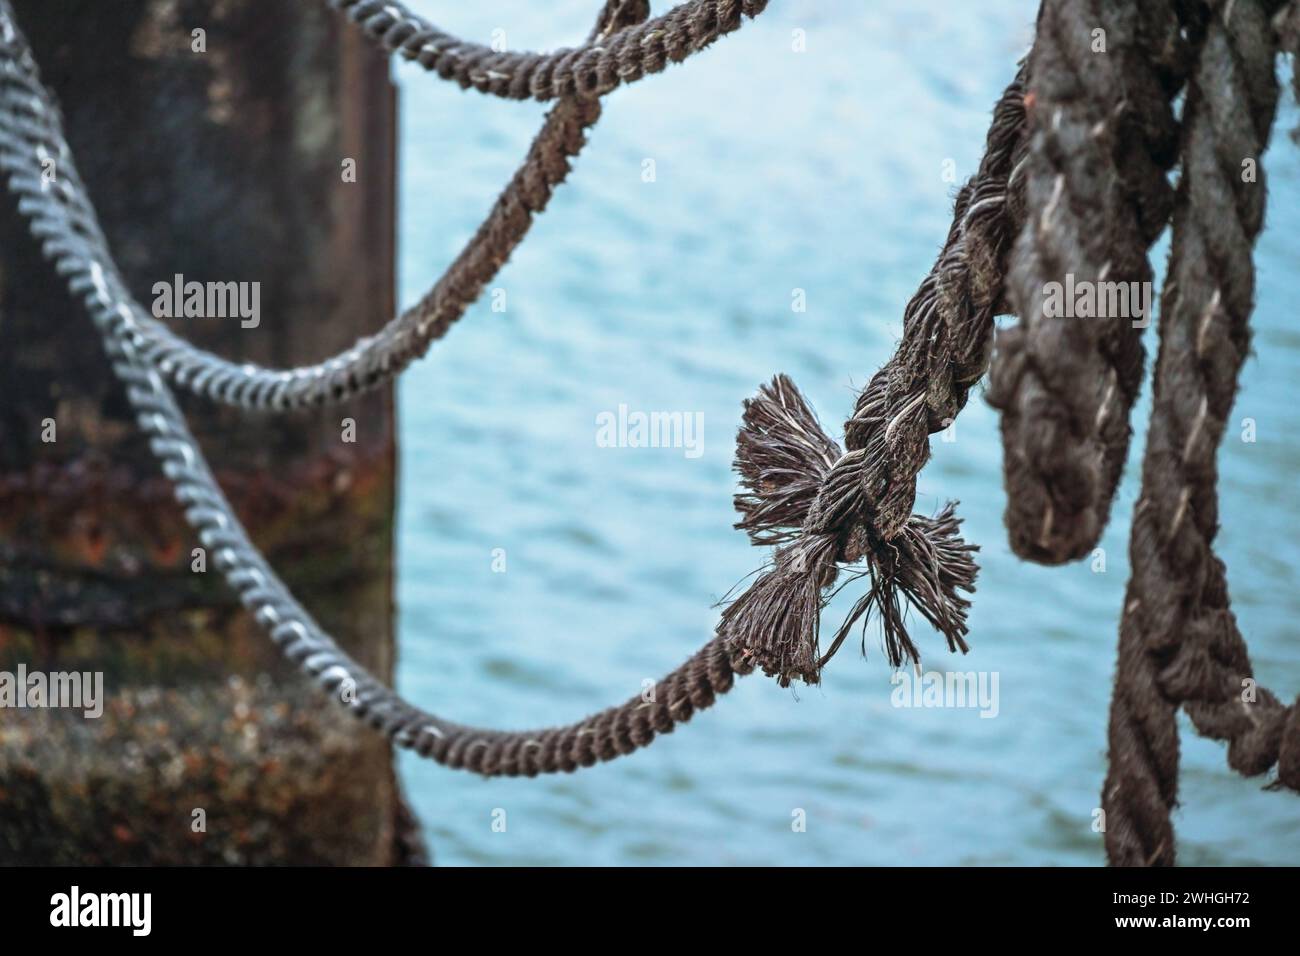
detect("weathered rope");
top-left (836, 69), bottom-right (1029, 544)
top-left (328, 0), bottom-right (768, 101)
top-left (718, 69), bottom-right (1031, 684)
top-left (1102, 0), bottom-right (1300, 866)
top-left (0, 0), bottom-right (1025, 770)
top-left (722, 376), bottom-right (979, 684)
top-left (0, 0), bottom-right (765, 777)
top-left (986, 0), bottom-right (1188, 565)
top-left (9, 0), bottom-right (1296, 853)
top-left (0, 5), bottom-right (660, 412)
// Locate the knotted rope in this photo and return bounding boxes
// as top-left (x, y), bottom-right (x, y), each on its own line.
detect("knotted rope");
top-left (986, 0), bottom-right (1188, 564)
top-left (1101, 0), bottom-right (1300, 866)
top-left (719, 72), bottom-right (1031, 683)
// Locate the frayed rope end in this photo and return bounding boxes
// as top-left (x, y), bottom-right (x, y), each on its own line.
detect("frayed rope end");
top-left (733, 373), bottom-right (841, 546)
top-left (720, 375), bottom-right (979, 685)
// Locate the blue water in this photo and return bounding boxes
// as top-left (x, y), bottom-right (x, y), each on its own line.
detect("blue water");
top-left (392, 0), bottom-right (1300, 865)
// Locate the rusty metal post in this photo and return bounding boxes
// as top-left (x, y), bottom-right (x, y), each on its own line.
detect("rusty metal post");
top-left (0, 0), bottom-right (416, 864)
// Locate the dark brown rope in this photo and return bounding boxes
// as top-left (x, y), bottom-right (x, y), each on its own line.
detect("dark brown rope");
top-left (329, 0), bottom-right (768, 101)
top-left (378, 0), bottom-right (654, 381)
top-left (1102, 0), bottom-right (1300, 866)
top-left (840, 67), bottom-right (1029, 541)
top-left (717, 69), bottom-right (1031, 686)
top-left (414, 636), bottom-right (749, 775)
top-left (986, 0), bottom-right (1188, 565)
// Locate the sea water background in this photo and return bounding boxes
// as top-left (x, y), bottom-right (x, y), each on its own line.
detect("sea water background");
top-left (392, 0), bottom-right (1300, 865)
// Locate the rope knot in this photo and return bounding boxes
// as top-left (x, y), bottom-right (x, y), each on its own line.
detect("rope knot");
top-left (719, 375), bottom-right (979, 686)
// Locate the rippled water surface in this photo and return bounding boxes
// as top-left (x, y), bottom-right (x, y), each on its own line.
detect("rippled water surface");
top-left (393, 0), bottom-right (1300, 865)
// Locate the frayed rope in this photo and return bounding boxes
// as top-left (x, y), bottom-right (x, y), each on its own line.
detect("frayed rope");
top-left (719, 374), bottom-right (978, 686)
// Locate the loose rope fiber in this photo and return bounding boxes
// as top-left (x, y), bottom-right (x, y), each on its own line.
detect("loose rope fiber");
top-left (0, 1), bottom-right (717, 413)
top-left (1101, 0), bottom-right (1300, 866)
top-left (986, 0), bottom-right (1189, 565)
top-left (328, 0), bottom-right (769, 101)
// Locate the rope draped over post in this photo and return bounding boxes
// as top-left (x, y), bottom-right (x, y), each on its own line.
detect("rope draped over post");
top-left (1, 0), bottom-right (1297, 860)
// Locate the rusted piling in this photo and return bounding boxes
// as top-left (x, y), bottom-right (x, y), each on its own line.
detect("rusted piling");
top-left (0, 0), bottom-right (416, 864)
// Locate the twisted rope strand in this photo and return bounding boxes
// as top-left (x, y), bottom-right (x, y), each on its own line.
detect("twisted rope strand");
top-left (0, 22), bottom-right (613, 412)
top-left (986, 0), bottom-right (1188, 565)
top-left (328, 0), bottom-right (769, 101)
top-left (838, 65), bottom-right (1029, 543)
top-left (1102, 0), bottom-right (1300, 866)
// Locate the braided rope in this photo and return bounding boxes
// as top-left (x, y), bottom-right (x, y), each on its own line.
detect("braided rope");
top-left (1102, 0), bottom-right (1300, 866)
top-left (833, 69), bottom-right (1028, 546)
top-left (0, 22), bottom-right (620, 413)
top-left (328, 0), bottom-right (768, 101)
top-left (986, 0), bottom-right (1187, 565)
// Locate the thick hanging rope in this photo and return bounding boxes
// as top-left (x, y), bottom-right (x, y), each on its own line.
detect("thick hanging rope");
top-left (986, 0), bottom-right (1188, 565)
top-left (328, 0), bottom-right (768, 101)
top-left (0, 2), bottom-right (689, 413)
top-left (1102, 0), bottom-right (1300, 866)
